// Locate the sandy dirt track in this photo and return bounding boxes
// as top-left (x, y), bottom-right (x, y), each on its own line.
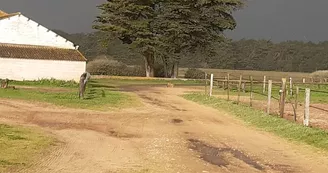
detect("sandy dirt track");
top-left (1, 86), bottom-right (328, 173)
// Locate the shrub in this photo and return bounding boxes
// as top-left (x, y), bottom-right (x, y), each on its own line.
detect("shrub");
top-left (310, 70), bottom-right (328, 78)
top-left (154, 63), bottom-right (166, 78)
top-left (86, 59), bottom-right (145, 77)
top-left (184, 68), bottom-right (205, 79)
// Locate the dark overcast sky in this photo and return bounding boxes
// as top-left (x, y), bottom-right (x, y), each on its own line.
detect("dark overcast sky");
top-left (1, 0), bottom-right (328, 42)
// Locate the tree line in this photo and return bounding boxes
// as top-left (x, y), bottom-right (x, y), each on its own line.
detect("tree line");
top-left (55, 28), bottom-right (328, 74)
top-left (182, 39), bottom-right (328, 73)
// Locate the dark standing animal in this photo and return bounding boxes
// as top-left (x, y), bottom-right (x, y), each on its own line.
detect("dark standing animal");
top-left (79, 72), bottom-right (91, 99)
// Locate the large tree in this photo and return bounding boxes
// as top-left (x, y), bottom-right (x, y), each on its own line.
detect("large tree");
top-left (93, 0), bottom-right (160, 77)
top-left (154, 0), bottom-right (243, 78)
top-left (93, 0), bottom-right (243, 78)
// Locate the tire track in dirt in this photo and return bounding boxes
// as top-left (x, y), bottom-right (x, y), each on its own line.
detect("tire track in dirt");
top-left (20, 130), bottom-right (144, 173)
top-left (1, 87), bottom-right (328, 172)
top-left (130, 87), bottom-right (328, 173)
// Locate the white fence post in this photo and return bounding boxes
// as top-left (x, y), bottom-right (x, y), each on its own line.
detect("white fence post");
top-left (263, 76), bottom-right (266, 94)
top-left (209, 74), bottom-right (214, 97)
top-left (304, 88), bottom-right (310, 127)
top-left (267, 80), bottom-right (272, 114)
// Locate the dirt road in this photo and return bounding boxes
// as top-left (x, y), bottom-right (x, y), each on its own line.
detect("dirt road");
top-left (1, 86), bottom-right (328, 173)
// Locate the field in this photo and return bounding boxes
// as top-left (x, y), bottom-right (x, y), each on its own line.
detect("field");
top-left (2, 73), bottom-right (328, 172)
top-left (179, 68), bottom-right (311, 82)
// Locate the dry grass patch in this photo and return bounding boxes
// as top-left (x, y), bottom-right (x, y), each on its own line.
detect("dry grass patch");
top-left (0, 124), bottom-right (54, 172)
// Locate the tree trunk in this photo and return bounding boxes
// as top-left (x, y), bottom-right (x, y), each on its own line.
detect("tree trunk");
top-left (144, 53), bottom-right (154, 77)
top-left (171, 61), bottom-right (179, 78)
top-left (163, 62), bottom-right (169, 78)
top-left (161, 56), bottom-right (169, 78)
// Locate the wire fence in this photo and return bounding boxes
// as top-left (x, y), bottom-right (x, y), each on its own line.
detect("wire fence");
top-left (205, 73), bottom-right (328, 130)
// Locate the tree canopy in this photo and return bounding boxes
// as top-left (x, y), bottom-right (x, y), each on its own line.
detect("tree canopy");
top-left (153, 0), bottom-right (242, 77)
top-left (93, 0), bottom-right (160, 77)
top-left (92, 0), bottom-right (243, 77)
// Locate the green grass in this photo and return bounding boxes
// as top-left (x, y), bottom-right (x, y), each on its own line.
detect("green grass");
top-left (0, 87), bottom-right (139, 111)
top-left (183, 93), bottom-right (328, 151)
top-left (8, 78), bottom-right (78, 88)
top-left (0, 124), bottom-right (53, 172)
top-left (0, 78), bottom-right (144, 111)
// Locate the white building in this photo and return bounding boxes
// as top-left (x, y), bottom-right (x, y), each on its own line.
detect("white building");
top-left (0, 10), bottom-right (87, 82)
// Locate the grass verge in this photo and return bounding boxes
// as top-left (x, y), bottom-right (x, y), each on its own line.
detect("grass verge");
top-left (0, 124), bottom-right (54, 172)
top-left (183, 93), bottom-right (328, 151)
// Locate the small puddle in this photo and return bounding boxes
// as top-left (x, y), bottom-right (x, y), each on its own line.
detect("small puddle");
top-left (171, 118), bottom-right (183, 124)
top-left (188, 139), bottom-right (264, 170)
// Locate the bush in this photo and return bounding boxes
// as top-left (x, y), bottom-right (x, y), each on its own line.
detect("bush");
top-left (154, 63), bottom-right (166, 78)
top-left (184, 68), bottom-right (205, 79)
top-left (310, 70), bottom-right (328, 78)
top-left (86, 59), bottom-right (145, 77)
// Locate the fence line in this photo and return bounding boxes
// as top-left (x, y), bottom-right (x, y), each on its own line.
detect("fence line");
top-left (205, 73), bottom-right (328, 130)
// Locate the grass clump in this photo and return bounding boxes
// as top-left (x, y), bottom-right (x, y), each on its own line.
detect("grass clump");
top-left (0, 124), bottom-right (53, 172)
top-left (183, 93), bottom-right (328, 151)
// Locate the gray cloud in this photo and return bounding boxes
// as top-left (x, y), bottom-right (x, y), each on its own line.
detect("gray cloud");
top-left (1, 0), bottom-right (105, 33)
top-left (226, 0), bottom-right (328, 42)
top-left (1, 0), bottom-right (328, 42)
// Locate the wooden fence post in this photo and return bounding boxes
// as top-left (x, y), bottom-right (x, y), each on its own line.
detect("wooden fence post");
top-left (237, 75), bottom-right (242, 104)
top-left (242, 82), bottom-right (245, 93)
top-left (263, 76), bottom-right (266, 94)
top-left (227, 74), bottom-right (230, 101)
top-left (304, 88), bottom-right (310, 127)
top-left (222, 80), bottom-right (225, 90)
top-left (205, 73), bottom-right (207, 96)
top-left (289, 77), bottom-right (293, 96)
top-left (294, 86), bottom-right (299, 121)
top-left (209, 74), bottom-right (214, 97)
top-left (224, 76), bottom-right (227, 90)
top-left (279, 78), bottom-right (287, 118)
top-left (267, 80), bottom-right (272, 114)
top-left (250, 76), bottom-right (253, 107)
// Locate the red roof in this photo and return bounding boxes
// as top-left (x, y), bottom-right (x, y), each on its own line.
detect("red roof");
top-left (0, 43), bottom-right (87, 62)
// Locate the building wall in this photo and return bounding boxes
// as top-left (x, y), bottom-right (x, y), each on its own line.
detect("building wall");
top-left (0, 58), bottom-right (86, 82)
top-left (0, 15), bottom-right (75, 49)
